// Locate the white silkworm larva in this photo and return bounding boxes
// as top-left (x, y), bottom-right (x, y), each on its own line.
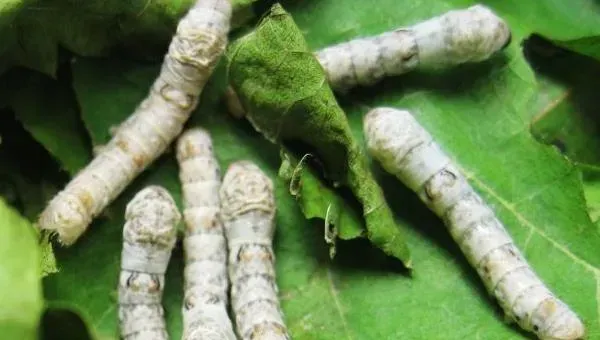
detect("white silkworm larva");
top-left (176, 128), bottom-right (236, 340)
top-left (220, 161), bottom-right (290, 340)
top-left (316, 4), bottom-right (511, 92)
top-left (364, 108), bottom-right (585, 340)
top-left (38, 0), bottom-right (232, 246)
top-left (118, 186), bottom-right (180, 340)
top-left (224, 5), bottom-right (510, 118)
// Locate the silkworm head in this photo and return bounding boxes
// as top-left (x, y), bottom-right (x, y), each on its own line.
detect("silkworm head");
top-left (220, 161), bottom-right (275, 220)
top-left (176, 127), bottom-right (214, 163)
top-left (364, 108), bottom-right (429, 170)
top-left (173, 0), bottom-right (232, 68)
top-left (38, 196), bottom-right (89, 246)
top-left (446, 5), bottom-right (511, 63)
top-left (124, 185), bottom-right (180, 248)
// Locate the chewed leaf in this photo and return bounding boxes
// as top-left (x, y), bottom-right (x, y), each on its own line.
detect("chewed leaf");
top-left (39, 233), bottom-right (58, 277)
top-left (279, 150), bottom-right (364, 256)
top-left (227, 4), bottom-right (411, 266)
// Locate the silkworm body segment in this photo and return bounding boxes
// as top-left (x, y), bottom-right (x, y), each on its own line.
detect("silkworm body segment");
top-left (37, 0), bottom-right (232, 246)
top-left (220, 161), bottom-right (290, 340)
top-left (118, 186), bottom-right (180, 340)
top-left (316, 5), bottom-right (511, 91)
top-left (177, 128), bottom-right (237, 340)
top-left (364, 108), bottom-right (585, 340)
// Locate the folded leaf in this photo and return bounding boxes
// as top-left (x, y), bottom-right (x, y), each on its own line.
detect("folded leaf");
top-left (279, 151), bottom-right (364, 257)
top-left (227, 4), bottom-right (411, 266)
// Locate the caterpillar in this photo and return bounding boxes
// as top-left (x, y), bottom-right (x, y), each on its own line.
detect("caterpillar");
top-left (220, 161), bottom-right (290, 340)
top-left (38, 0), bottom-right (232, 246)
top-left (118, 186), bottom-right (180, 340)
top-left (363, 107), bottom-right (585, 340)
top-left (225, 5), bottom-right (510, 117)
top-left (176, 128), bottom-right (237, 340)
top-left (316, 4), bottom-right (511, 92)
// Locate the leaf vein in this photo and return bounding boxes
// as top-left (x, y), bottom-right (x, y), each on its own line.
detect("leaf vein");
top-left (462, 167), bottom-right (598, 274)
top-left (530, 89), bottom-right (572, 125)
top-left (522, 228), bottom-right (535, 255)
top-left (327, 269), bottom-right (353, 340)
top-left (94, 304), bottom-right (115, 329)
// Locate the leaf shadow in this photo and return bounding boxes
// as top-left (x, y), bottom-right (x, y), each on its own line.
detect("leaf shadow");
top-left (295, 158), bottom-right (536, 338)
top-left (40, 306), bottom-right (94, 340)
top-left (0, 109), bottom-right (67, 184)
top-left (0, 108), bottom-right (68, 216)
top-left (217, 113), bottom-right (282, 169)
top-left (524, 34), bottom-right (600, 166)
top-left (336, 54), bottom-right (511, 109)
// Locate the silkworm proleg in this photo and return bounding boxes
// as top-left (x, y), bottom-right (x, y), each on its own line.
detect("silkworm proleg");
top-left (220, 161), bottom-right (290, 340)
top-left (118, 186), bottom-right (180, 340)
top-left (177, 128), bottom-right (236, 340)
top-left (364, 107), bottom-right (585, 340)
top-left (38, 0), bottom-right (232, 245)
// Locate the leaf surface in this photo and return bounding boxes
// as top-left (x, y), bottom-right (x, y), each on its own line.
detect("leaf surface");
top-left (526, 36), bottom-right (600, 229)
top-left (41, 1), bottom-right (600, 339)
top-left (481, 0), bottom-right (600, 60)
top-left (0, 198), bottom-right (43, 339)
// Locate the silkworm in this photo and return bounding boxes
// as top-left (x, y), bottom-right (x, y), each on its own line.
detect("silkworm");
top-left (317, 4), bottom-right (511, 91)
top-left (176, 128), bottom-right (236, 340)
top-left (37, 0), bottom-right (232, 246)
top-left (118, 186), bottom-right (180, 340)
top-left (363, 107), bottom-right (585, 340)
top-left (220, 161), bottom-right (290, 340)
top-left (225, 5), bottom-right (510, 118)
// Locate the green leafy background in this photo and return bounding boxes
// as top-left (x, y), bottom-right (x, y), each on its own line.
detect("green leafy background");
top-left (1, 0), bottom-right (600, 339)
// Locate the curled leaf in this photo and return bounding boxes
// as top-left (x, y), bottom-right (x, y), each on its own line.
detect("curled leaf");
top-left (227, 4), bottom-right (411, 267)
